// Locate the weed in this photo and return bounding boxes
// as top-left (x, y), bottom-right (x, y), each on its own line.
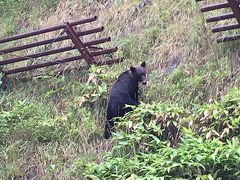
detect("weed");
top-left (1, 0), bottom-right (240, 178)
top-left (80, 90), bottom-right (240, 179)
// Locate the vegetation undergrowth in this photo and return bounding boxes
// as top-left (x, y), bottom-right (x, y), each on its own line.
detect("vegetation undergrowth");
top-left (80, 89), bottom-right (240, 179)
top-left (0, 0), bottom-right (58, 36)
top-left (1, 0), bottom-right (240, 179)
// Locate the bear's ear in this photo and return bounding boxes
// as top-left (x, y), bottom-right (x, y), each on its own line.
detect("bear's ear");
top-left (141, 61), bottom-right (146, 68)
top-left (130, 66), bottom-right (136, 72)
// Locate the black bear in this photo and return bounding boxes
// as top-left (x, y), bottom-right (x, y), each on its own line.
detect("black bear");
top-left (104, 61), bottom-right (147, 139)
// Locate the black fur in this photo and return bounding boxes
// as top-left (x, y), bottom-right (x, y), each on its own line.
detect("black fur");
top-left (104, 62), bottom-right (147, 139)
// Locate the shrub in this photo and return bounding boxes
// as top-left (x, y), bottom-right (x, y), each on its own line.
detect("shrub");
top-left (0, 100), bottom-right (67, 144)
top-left (82, 130), bottom-right (240, 179)
top-left (194, 88), bottom-right (240, 141)
top-left (76, 88), bottom-right (240, 179)
top-left (114, 102), bottom-right (187, 151)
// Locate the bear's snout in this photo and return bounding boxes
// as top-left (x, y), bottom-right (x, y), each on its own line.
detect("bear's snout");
top-left (142, 81), bottom-right (147, 85)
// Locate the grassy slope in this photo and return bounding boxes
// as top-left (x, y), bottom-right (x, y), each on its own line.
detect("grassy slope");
top-left (0, 0), bottom-right (240, 179)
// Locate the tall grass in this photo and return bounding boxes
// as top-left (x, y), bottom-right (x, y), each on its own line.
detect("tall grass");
top-left (1, 0), bottom-right (240, 178)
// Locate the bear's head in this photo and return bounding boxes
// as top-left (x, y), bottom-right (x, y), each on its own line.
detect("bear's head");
top-left (130, 61), bottom-right (147, 85)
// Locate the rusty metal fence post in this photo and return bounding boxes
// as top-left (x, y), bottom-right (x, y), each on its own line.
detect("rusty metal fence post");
top-left (196, 0), bottom-right (240, 43)
top-left (65, 22), bottom-right (96, 65)
top-left (0, 16), bottom-right (123, 80)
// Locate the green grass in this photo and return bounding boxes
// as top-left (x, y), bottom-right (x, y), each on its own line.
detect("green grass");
top-left (1, 0), bottom-right (240, 179)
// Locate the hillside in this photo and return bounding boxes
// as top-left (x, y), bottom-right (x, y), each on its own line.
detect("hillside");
top-left (0, 0), bottom-right (240, 179)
